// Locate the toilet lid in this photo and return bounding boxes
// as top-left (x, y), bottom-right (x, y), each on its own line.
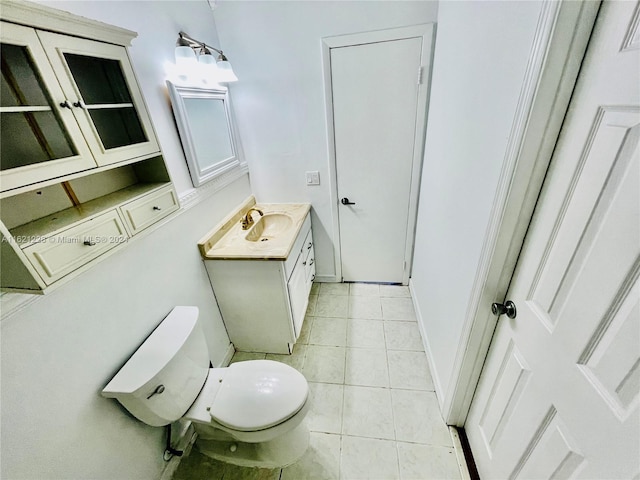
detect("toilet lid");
top-left (209, 360), bottom-right (308, 432)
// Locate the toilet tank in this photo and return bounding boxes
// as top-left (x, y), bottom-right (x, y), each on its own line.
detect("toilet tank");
top-left (101, 306), bottom-right (210, 427)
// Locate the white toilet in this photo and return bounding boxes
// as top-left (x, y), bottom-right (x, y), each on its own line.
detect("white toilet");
top-left (101, 306), bottom-right (310, 468)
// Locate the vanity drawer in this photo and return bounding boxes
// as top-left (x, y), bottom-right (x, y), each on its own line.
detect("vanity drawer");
top-left (23, 210), bottom-right (128, 285)
top-left (120, 186), bottom-right (178, 235)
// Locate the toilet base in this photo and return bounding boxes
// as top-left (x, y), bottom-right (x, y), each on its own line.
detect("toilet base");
top-left (195, 421), bottom-right (310, 469)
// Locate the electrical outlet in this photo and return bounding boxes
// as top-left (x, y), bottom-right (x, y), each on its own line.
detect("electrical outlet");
top-left (306, 171), bottom-right (320, 186)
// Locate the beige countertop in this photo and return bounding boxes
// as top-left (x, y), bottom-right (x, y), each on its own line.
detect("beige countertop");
top-left (197, 196), bottom-right (311, 260)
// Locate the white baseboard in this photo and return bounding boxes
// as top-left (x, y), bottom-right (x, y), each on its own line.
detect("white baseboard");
top-left (313, 274), bottom-right (340, 283)
top-left (220, 343), bottom-right (235, 367)
top-left (408, 280), bottom-right (445, 404)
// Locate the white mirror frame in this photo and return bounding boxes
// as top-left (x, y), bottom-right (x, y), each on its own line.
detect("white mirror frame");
top-left (167, 81), bottom-right (240, 187)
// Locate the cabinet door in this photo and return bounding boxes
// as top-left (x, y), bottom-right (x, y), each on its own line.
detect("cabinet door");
top-left (37, 31), bottom-right (159, 166)
top-left (304, 244), bottom-right (316, 287)
top-left (0, 22), bottom-right (97, 192)
top-left (288, 252), bottom-right (309, 339)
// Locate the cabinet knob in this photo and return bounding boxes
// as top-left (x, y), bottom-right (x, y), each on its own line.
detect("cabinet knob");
top-left (72, 101), bottom-right (85, 109)
top-left (83, 240), bottom-right (96, 246)
top-left (59, 100), bottom-right (72, 109)
top-left (309, 259), bottom-right (314, 266)
top-left (307, 242), bottom-right (312, 250)
top-left (153, 206), bottom-right (162, 211)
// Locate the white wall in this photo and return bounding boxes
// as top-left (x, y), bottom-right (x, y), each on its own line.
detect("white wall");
top-left (0, 176), bottom-right (250, 480)
top-left (410, 1), bottom-right (544, 401)
top-left (1, 2), bottom-right (252, 478)
top-left (212, 1), bottom-right (438, 281)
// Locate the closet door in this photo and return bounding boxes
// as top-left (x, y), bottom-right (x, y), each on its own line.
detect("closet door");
top-left (0, 22), bottom-right (96, 192)
top-left (37, 31), bottom-right (160, 167)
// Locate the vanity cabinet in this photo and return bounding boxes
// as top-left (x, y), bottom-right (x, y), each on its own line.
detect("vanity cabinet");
top-left (205, 214), bottom-right (315, 354)
top-left (0, 1), bottom-right (177, 292)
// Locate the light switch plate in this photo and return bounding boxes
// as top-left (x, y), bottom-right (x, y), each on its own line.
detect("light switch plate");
top-left (306, 171), bottom-right (320, 185)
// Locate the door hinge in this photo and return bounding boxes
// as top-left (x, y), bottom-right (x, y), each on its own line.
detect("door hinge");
top-left (417, 66), bottom-right (424, 85)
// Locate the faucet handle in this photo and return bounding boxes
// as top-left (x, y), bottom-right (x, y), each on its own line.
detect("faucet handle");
top-left (241, 208), bottom-right (263, 230)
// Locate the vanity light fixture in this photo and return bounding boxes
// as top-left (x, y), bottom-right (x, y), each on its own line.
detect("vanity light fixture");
top-left (175, 32), bottom-right (238, 83)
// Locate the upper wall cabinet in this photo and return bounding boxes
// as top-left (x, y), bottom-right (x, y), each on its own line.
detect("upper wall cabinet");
top-left (1, 21), bottom-right (159, 192)
top-left (0, 1), bottom-right (178, 293)
top-left (1, 22), bottom-right (97, 191)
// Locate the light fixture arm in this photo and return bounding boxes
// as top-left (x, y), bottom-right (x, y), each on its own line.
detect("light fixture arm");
top-left (178, 31), bottom-right (226, 59)
top-left (175, 31), bottom-right (238, 83)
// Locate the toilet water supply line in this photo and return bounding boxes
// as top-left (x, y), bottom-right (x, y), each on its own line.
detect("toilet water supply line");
top-left (164, 424), bottom-right (184, 461)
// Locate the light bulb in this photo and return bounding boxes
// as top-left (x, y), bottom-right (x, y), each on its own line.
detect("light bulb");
top-left (216, 60), bottom-right (238, 83)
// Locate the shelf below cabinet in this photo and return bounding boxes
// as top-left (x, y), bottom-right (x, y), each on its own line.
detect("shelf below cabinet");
top-left (10, 182), bottom-right (174, 247)
top-left (1, 171), bottom-right (178, 292)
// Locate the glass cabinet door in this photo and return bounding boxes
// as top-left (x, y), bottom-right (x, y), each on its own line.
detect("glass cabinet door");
top-left (37, 31), bottom-right (160, 166)
top-left (0, 22), bottom-right (97, 192)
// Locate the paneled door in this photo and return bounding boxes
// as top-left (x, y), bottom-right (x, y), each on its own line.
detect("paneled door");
top-left (327, 25), bottom-right (433, 284)
top-left (465, 2), bottom-right (640, 478)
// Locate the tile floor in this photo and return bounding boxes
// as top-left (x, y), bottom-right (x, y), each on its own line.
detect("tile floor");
top-left (173, 283), bottom-right (462, 480)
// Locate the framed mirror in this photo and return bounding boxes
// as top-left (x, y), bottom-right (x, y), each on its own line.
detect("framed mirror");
top-left (167, 81), bottom-right (240, 187)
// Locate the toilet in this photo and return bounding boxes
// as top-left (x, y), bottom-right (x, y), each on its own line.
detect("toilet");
top-left (101, 306), bottom-right (310, 468)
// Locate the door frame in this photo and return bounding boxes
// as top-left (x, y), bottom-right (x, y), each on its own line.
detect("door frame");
top-left (441, 0), bottom-right (603, 426)
top-left (321, 24), bottom-right (435, 285)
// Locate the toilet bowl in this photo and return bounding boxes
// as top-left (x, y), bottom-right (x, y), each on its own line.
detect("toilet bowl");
top-left (101, 306), bottom-right (310, 468)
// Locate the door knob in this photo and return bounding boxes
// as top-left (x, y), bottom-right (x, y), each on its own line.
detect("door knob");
top-left (491, 300), bottom-right (517, 319)
top-left (341, 197), bottom-right (356, 205)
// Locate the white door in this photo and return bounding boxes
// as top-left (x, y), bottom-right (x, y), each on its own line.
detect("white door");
top-left (466, 2), bottom-right (640, 479)
top-left (329, 27), bottom-right (432, 284)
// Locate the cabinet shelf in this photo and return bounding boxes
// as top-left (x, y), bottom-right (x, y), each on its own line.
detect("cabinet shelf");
top-left (10, 182), bottom-right (171, 247)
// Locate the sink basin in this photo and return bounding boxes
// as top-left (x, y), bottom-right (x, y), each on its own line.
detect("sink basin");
top-left (197, 198), bottom-right (311, 259)
top-left (245, 213), bottom-right (293, 242)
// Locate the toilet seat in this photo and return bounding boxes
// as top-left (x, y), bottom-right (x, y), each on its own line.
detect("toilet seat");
top-left (209, 360), bottom-right (308, 432)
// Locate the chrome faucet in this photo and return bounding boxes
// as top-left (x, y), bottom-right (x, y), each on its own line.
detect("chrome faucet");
top-left (241, 208), bottom-right (264, 230)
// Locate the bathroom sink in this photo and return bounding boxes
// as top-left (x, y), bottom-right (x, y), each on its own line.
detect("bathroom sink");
top-left (197, 197), bottom-right (311, 259)
top-left (245, 213), bottom-right (294, 242)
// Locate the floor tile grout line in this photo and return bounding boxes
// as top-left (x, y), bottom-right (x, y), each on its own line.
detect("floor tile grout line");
top-left (382, 314), bottom-right (399, 452)
top-left (310, 429), bottom-right (454, 448)
top-left (395, 439), bottom-right (403, 480)
top-left (339, 363), bottom-right (346, 480)
top-left (225, 284), bottom-right (449, 479)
